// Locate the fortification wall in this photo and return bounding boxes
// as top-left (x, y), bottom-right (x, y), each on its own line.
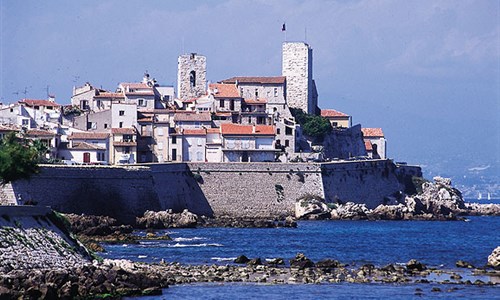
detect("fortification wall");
top-left (320, 160), bottom-right (404, 208)
top-left (10, 165), bottom-right (160, 224)
top-left (4, 160), bottom-right (420, 222)
top-left (185, 162), bottom-right (324, 218)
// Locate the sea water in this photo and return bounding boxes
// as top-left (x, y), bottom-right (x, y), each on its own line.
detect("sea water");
top-left (106, 216), bottom-right (500, 299)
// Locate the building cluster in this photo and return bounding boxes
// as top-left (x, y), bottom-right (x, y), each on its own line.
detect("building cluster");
top-left (0, 42), bottom-right (386, 165)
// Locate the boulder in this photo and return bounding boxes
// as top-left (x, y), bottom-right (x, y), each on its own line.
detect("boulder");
top-left (487, 246), bottom-right (500, 269)
top-left (406, 259), bottom-right (426, 272)
top-left (234, 255), bottom-right (250, 264)
top-left (290, 253), bottom-right (315, 269)
top-left (136, 209), bottom-right (198, 229)
top-left (295, 196), bottom-right (331, 220)
top-left (455, 260), bottom-right (475, 269)
top-left (331, 202), bottom-right (370, 220)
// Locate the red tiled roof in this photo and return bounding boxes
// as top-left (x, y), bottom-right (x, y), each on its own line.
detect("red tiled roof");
top-left (362, 128), bottom-right (384, 138)
top-left (0, 124), bottom-right (20, 132)
top-left (111, 128), bottom-right (136, 134)
top-left (72, 142), bottom-right (106, 150)
top-left (68, 132), bottom-right (109, 140)
top-left (25, 129), bottom-right (55, 137)
top-left (137, 117), bottom-right (153, 122)
top-left (183, 129), bottom-right (207, 135)
top-left (321, 109), bottom-right (349, 118)
top-left (209, 83), bottom-right (241, 98)
top-left (19, 99), bottom-right (61, 107)
top-left (206, 128), bottom-right (221, 134)
top-left (244, 98), bottom-right (267, 105)
top-left (364, 141), bottom-right (373, 151)
top-left (221, 123), bottom-right (275, 136)
top-left (173, 112), bottom-right (211, 122)
top-left (221, 76), bottom-right (286, 85)
top-left (125, 91), bottom-right (155, 96)
top-left (94, 92), bottom-right (125, 98)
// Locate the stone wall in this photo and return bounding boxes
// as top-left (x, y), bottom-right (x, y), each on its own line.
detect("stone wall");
top-left (177, 53), bottom-right (207, 100)
top-left (0, 206), bottom-right (90, 273)
top-left (5, 161), bottom-right (421, 223)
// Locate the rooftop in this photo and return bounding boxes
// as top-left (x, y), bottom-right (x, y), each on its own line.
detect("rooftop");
top-left (19, 99), bottom-right (61, 107)
top-left (111, 128), bottom-right (136, 135)
top-left (173, 112), bottom-right (211, 122)
top-left (221, 123), bottom-right (275, 136)
top-left (321, 109), bottom-right (349, 118)
top-left (209, 83), bottom-right (241, 98)
top-left (68, 132), bottom-right (109, 140)
top-left (361, 128), bottom-right (384, 138)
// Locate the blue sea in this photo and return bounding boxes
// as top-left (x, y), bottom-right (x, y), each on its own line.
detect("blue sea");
top-left (104, 213), bottom-right (500, 299)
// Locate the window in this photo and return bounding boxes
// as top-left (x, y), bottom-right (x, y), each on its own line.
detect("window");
top-left (255, 88), bottom-right (258, 98)
top-left (274, 88), bottom-right (278, 97)
top-left (285, 140), bottom-right (289, 147)
top-left (119, 122), bottom-right (123, 128)
top-left (34, 106), bottom-right (40, 110)
top-left (10, 108), bottom-right (13, 113)
top-left (195, 121), bottom-right (200, 128)
top-left (172, 136), bottom-right (177, 144)
top-left (123, 134), bottom-right (132, 142)
top-left (219, 99), bottom-right (224, 108)
top-left (104, 123), bottom-right (108, 129)
top-left (138, 99), bottom-right (145, 106)
top-left (248, 117), bottom-right (251, 123)
top-left (119, 110), bottom-right (125, 116)
top-left (172, 149), bottom-right (177, 161)
top-left (240, 87), bottom-right (243, 96)
top-left (285, 126), bottom-right (293, 136)
top-left (277, 128), bottom-right (281, 135)
top-left (189, 71), bottom-right (196, 88)
top-left (97, 100), bottom-right (102, 108)
top-left (332, 122), bottom-right (338, 127)
top-left (22, 119), bottom-right (29, 126)
top-left (230, 100), bottom-right (235, 110)
top-left (124, 147), bottom-right (130, 154)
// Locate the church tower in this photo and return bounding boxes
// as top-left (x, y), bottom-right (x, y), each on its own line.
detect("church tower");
top-left (177, 53), bottom-right (207, 100)
top-left (282, 42), bottom-right (318, 114)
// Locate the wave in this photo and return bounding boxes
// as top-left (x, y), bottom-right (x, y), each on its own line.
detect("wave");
top-left (172, 237), bottom-right (206, 242)
top-left (211, 257), bottom-right (237, 262)
top-left (167, 243), bottom-right (223, 248)
top-left (138, 255), bottom-right (148, 259)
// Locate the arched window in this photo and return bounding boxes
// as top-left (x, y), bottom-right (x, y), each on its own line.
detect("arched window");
top-left (189, 71), bottom-right (196, 88)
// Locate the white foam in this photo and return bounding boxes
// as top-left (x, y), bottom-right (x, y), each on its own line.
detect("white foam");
top-left (138, 255), bottom-right (148, 258)
top-left (168, 243), bottom-right (223, 248)
top-left (172, 237), bottom-right (205, 242)
top-left (211, 257), bottom-right (237, 262)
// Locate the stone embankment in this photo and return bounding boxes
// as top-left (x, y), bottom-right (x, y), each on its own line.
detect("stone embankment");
top-left (297, 177), bottom-right (500, 220)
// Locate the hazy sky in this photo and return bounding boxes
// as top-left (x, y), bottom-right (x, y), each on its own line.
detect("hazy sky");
top-left (1, 0), bottom-right (499, 168)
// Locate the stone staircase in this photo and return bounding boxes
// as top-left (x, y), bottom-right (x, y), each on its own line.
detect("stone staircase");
top-left (0, 183), bottom-right (18, 205)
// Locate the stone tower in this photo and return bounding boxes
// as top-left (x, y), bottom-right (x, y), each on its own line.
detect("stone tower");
top-left (282, 42), bottom-right (318, 115)
top-left (177, 53), bottom-right (207, 100)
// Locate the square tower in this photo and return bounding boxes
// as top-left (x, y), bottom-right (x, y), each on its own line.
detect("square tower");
top-left (282, 42), bottom-right (317, 114)
top-left (177, 53), bottom-right (207, 100)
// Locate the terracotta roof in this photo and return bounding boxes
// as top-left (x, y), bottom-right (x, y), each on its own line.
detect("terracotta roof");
top-left (362, 128), bottom-right (384, 138)
top-left (214, 112), bottom-right (232, 117)
top-left (173, 112), bottom-right (211, 122)
top-left (25, 129), bottom-right (55, 137)
top-left (68, 132), bottom-right (109, 140)
top-left (183, 129), bottom-right (207, 135)
top-left (19, 99), bottom-right (61, 107)
top-left (72, 142), bottom-right (106, 150)
top-left (244, 98), bottom-right (267, 105)
top-left (113, 141), bottom-right (137, 147)
top-left (137, 117), bottom-right (153, 122)
top-left (209, 83), bottom-right (241, 98)
top-left (0, 125), bottom-right (20, 132)
top-left (182, 98), bottom-right (197, 103)
top-left (364, 141), bottom-right (373, 151)
top-left (125, 91), bottom-right (155, 96)
top-left (321, 109), bottom-right (349, 118)
top-left (94, 92), bottom-right (125, 98)
top-left (221, 123), bottom-right (275, 136)
top-left (111, 128), bottom-right (136, 134)
top-left (221, 76), bottom-right (286, 85)
top-left (206, 128), bottom-right (221, 134)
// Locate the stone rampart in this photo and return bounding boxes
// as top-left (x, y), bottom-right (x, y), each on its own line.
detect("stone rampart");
top-left (5, 160), bottom-right (421, 223)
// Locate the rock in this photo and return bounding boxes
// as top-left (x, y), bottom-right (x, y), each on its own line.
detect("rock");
top-left (290, 253), bottom-right (315, 269)
top-left (295, 195), bottom-right (331, 220)
top-left (136, 209), bottom-right (198, 229)
top-left (487, 246), bottom-right (500, 269)
top-left (406, 259), bottom-right (426, 272)
top-left (267, 258), bottom-right (285, 265)
top-left (455, 260), bottom-right (475, 269)
top-left (316, 259), bottom-right (342, 270)
top-left (247, 258), bottom-right (262, 266)
top-left (234, 255), bottom-right (250, 264)
top-left (330, 202), bottom-right (370, 220)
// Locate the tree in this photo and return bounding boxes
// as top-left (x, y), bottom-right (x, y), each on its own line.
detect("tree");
top-left (290, 108), bottom-right (332, 140)
top-left (0, 132), bottom-right (39, 183)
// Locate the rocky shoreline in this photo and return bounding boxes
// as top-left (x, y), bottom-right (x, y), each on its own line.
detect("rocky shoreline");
top-left (1, 252), bottom-right (499, 298)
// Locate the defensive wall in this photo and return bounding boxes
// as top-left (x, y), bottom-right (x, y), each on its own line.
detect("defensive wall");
top-left (3, 160), bottom-right (421, 224)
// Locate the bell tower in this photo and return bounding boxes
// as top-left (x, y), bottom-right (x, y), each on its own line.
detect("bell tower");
top-left (177, 53), bottom-right (207, 100)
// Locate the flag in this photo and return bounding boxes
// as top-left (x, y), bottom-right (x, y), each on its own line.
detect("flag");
top-left (281, 23), bottom-right (286, 32)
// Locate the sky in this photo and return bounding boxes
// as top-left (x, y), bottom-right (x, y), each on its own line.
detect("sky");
top-left (1, 0), bottom-right (499, 173)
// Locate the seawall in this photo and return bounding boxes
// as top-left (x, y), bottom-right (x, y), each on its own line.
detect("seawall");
top-left (5, 160), bottom-right (421, 224)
